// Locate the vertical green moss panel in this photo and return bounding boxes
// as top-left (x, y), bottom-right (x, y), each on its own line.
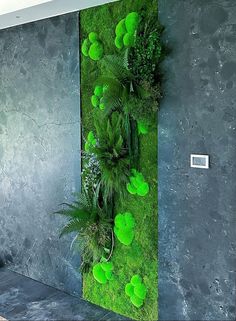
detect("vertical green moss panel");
top-left (80, 1), bottom-right (158, 320)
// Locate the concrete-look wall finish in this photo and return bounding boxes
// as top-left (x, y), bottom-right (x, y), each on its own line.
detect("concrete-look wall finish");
top-left (1, 1), bottom-right (236, 319)
top-left (0, 13), bottom-right (82, 296)
top-left (159, 0), bottom-right (236, 320)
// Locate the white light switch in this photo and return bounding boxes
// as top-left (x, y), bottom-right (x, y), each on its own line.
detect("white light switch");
top-left (190, 154), bottom-right (209, 169)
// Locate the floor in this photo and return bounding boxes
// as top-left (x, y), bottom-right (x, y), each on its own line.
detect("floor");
top-left (0, 268), bottom-right (130, 321)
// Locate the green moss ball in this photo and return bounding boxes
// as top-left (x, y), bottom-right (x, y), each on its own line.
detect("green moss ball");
top-left (89, 41), bottom-right (104, 61)
top-left (91, 95), bottom-right (99, 107)
top-left (115, 18), bottom-right (126, 37)
top-left (93, 264), bottom-right (107, 284)
top-left (125, 12), bottom-right (139, 34)
top-left (130, 295), bottom-right (143, 308)
top-left (123, 33), bottom-right (135, 47)
top-left (81, 39), bottom-right (90, 57)
top-left (94, 85), bottom-right (103, 98)
top-left (89, 32), bottom-right (98, 43)
top-left (115, 36), bottom-right (124, 49)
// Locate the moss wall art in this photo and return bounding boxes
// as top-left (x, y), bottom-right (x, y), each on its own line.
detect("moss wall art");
top-left (56, 0), bottom-right (163, 320)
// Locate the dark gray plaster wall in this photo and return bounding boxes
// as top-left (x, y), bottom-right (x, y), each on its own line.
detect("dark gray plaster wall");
top-left (0, 13), bottom-right (82, 296)
top-left (159, 0), bottom-right (236, 320)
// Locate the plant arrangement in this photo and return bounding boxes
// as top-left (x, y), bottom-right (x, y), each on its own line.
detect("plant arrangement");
top-left (91, 112), bottom-right (130, 204)
top-left (125, 275), bottom-right (147, 308)
top-left (82, 32), bottom-right (104, 61)
top-left (98, 51), bottom-right (161, 131)
top-left (114, 212), bottom-right (135, 246)
top-left (58, 1), bottom-right (162, 320)
top-left (54, 189), bottom-right (113, 272)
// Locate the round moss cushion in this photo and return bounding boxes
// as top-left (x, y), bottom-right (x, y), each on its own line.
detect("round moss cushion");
top-left (115, 36), bottom-right (124, 49)
top-left (137, 182), bottom-right (149, 197)
top-left (134, 283), bottom-right (147, 300)
top-left (89, 32), bottom-right (98, 43)
top-left (115, 18), bottom-right (126, 36)
top-left (123, 33), bottom-right (135, 47)
top-left (91, 95), bottom-right (100, 107)
top-left (81, 39), bottom-right (90, 57)
top-left (93, 263), bottom-right (107, 284)
top-left (130, 295), bottom-right (143, 308)
top-left (89, 41), bottom-right (104, 61)
top-left (131, 275), bottom-right (142, 286)
top-left (125, 12), bottom-right (139, 34)
top-left (127, 182), bottom-right (137, 195)
top-left (125, 283), bottom-right (134, 297)
top-left (94, 85), bottom-right (103, 98)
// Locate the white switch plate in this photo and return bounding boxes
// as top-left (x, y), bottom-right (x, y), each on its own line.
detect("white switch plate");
top-left (190, 154), bottom-right (209, 169)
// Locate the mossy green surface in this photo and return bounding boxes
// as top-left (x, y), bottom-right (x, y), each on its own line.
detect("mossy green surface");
top-left (80, 1), bottom-right (158, 320)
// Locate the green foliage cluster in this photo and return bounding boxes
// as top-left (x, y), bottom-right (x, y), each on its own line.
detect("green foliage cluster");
top-left (124, 82), bottom-right (161, 125)
top-left (114, 212), bottom-right (135, 246)
top-left (78, 1), bottom-right (160, 320)
top-left (92, 112), bottom-right (130, 203)
top-left (125, 275), bottom-right (147, 308)
top-left (98, 51), bottom-right (161, 128)
top-left (115, 12), bottom-right (140, 49)
top-left (91, 85), bottom-right (107, 110)
top-left (85, 131), bottom-right (96, 152)
top-left (93, 261), bottom-right (114, 284)
top-left (129, 13), bottom-right (164, 86)
top-left (127, 169), bottom-right (149, 197)
top-left (54, 189), bottom-right (112, 272)
top-left (82, 32), bottom-right (104, 61)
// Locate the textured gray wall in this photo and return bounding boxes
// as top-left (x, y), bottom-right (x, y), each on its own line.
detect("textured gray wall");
top-left (159, 0), bottom-right (236, 320)
top-left (0, 13), bottom-right (82, 296)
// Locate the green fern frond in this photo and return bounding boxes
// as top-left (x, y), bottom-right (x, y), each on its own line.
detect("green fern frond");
top-left (54, 208), bottom-right (91, 220)
top-left (59, 219), bottom-right (90, 237)
top-left (102, 54), bottom-right (133, 85)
